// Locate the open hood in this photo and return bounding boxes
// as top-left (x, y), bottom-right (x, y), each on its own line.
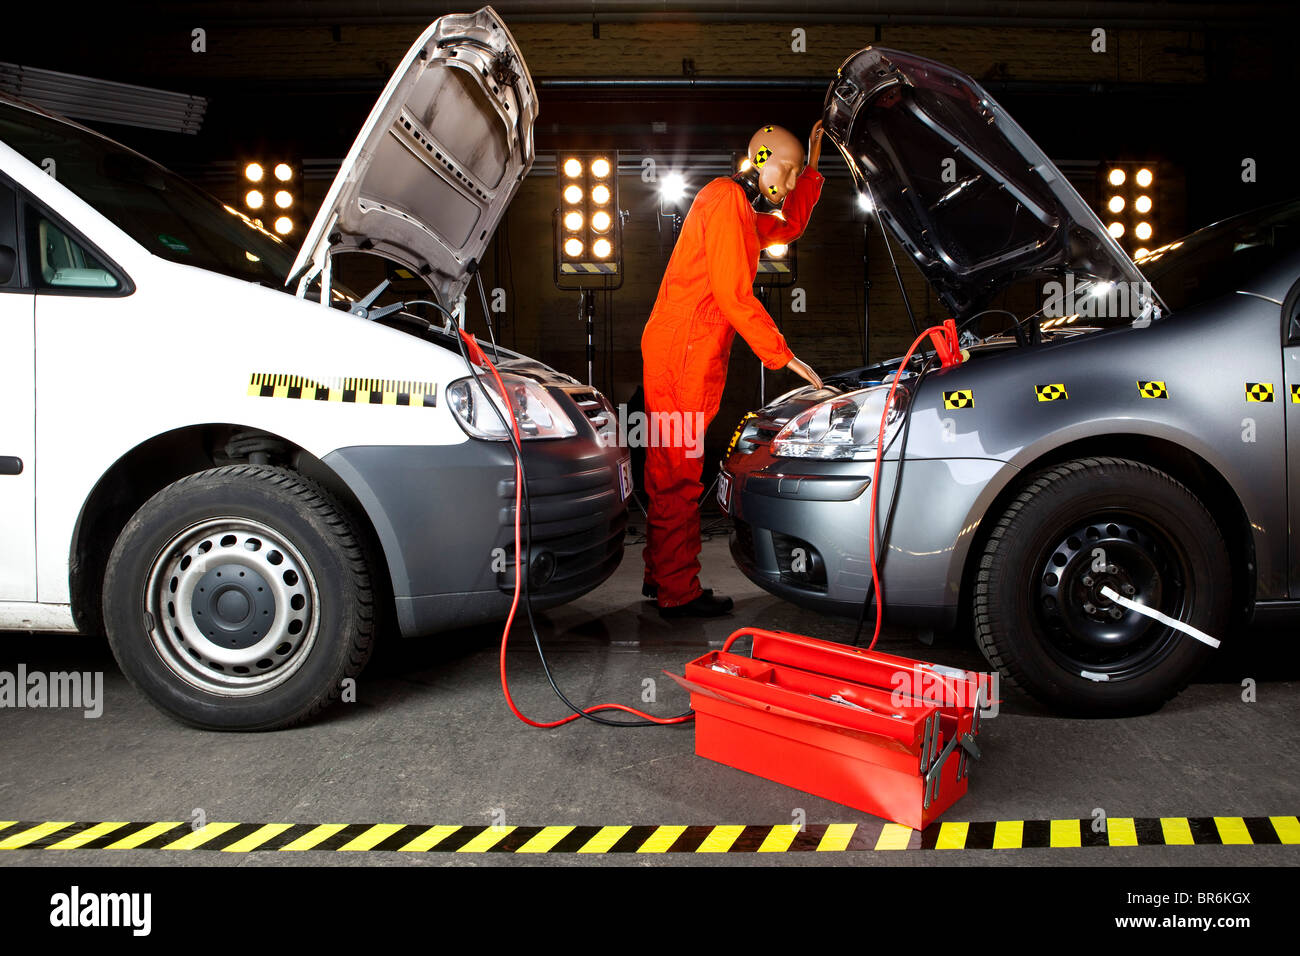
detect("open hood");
top-left (823, 47), bottom-right (1163, 323)
top-left (289, 6), bottom-right (536, 307)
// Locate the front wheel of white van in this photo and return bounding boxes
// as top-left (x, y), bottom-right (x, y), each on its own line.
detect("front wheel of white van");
top-left (103, 465), bottom-right (375, 730)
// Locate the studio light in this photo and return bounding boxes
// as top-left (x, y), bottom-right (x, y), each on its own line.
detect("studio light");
top-left (1103, 161), bottom-right (1159, 259)
top-left (555, 149), bottom-right (623, 289)
top-left (659, 172), bottom-right (687, 204)
top-left (241, 158), bottom-right (299, 233)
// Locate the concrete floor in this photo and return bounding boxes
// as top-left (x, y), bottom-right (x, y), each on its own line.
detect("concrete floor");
top-left (1, 523), bottom-right (1297, 867)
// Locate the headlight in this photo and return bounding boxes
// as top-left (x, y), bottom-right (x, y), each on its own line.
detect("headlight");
top-left (770, 386), bottom-right (905, 460)
top-left (447, 374), bottom-right (577, 441)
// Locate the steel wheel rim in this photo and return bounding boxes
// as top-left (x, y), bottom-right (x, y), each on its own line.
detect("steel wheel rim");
top-left (143, 516), bottom-right (321, 696)
top-left (1031, 513), bottom-right (1189, 681)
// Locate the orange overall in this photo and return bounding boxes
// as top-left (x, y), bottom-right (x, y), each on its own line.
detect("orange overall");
top-left (641, 167), bottom-right (824, 606)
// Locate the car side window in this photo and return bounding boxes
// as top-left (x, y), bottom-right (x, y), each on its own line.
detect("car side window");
top-left (0, 182), bottom-right (18, 288)
top-left (23, 204), bottom-right (121, 292)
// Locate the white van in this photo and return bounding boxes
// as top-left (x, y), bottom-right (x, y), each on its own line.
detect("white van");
top-left (0, 7), bottom-right (630, 730)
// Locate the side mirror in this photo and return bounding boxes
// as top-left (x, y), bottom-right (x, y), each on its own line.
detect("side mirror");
top-left (0, 244), bottom-right (15, 284)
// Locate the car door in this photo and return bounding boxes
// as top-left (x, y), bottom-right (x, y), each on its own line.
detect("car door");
top-left (0, 176), bottom-right (36, 601)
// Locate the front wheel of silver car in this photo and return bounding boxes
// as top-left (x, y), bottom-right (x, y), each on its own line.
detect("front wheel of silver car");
top-left (104, 465), bottom-right (375, 730)
top-left (973, 457), bottom-right (1229, 716)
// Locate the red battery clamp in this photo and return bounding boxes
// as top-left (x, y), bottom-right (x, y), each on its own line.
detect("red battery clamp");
top-left (672, 628), bottom-right (993, 830)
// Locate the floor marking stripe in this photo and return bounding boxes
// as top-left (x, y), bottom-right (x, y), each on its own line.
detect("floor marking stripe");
top-left (756, 825), bottom-right (800, 853)
top-left (47, 822), bottom-right (130, 850)
top-left (0, 821), bottom-right (75, 849)
top-left (934, 821), bottom-right (969, 849)
top-left (874, 823), bottom-right (913, 850)
top-left (1160, 817), bottom-right (1195, 845)
top-left (1271, 816), bottom-right (1300, 844)
top-left (578, 826), bottom-right (630, 854)
top-left (992, 820), bottom-right (1023, 849)
top-left (1214, 816), bottom-right (1253, 845)
top-left (222, 823), bottom-right (294, 853)
top-left (399, 825), bottom-right (462, 852)
top-left (106, 822), bottom-right (183, 850)
top-left (279, 823), bottom-right (347, 851)
top-left (163, 822), bottom-right (240, 850)
top-left (339, 823), bottom-right (406, 852)
top-left (457, 826), bottom-right (514, 853)
top-left (3, 816), bottom-right (1296, 853)
top-left (817, 823), bottom-right (857, 851)
top-left (638, 825), bottom-right (687, 853)
top-left (516, 826), bottom-right (575, 854)
top-left (1050, 819), bottom-right (1081, 848)
top-left (1107, 818), bottom-right (1138, 847)
top-left (696, 825), bottom-right (746, 852)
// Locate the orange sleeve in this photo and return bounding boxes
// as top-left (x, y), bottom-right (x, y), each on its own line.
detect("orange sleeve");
top-left (756, 167), bottom-right (824, 245)
top-left (702, 181), bottom-right (795, 370)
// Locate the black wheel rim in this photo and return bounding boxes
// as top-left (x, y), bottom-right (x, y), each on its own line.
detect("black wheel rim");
top-left (1031, 513), bottom-right (1190, 681)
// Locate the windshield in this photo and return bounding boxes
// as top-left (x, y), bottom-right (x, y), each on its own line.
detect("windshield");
top-left (0, 101), bottom-right (301, 287)
top-left (1134, 198), bottom-right (1300, 312)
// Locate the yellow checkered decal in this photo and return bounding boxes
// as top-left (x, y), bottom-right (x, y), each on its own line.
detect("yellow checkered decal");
top-left (1035, 384), bottom-right (1068, 402)
top-left (1292, 384), bottom-right (1300, 403)
top-left (754, 146), bottom-right (772, 167)
top-left (1137, 380), bottom-right (1168, 399)
top-left (944, 389), bottom-right (974, 409)
top-left (762, 125), bottom-right (775, 132)
top-left (1245, 382), bottom-right (1275, 403)
top-left (0, 816), bottom-right (1293, 853)
top-left (247, 373), bottom-right (436, 407)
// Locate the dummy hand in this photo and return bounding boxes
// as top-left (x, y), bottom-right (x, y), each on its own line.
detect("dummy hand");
top-left (786, 355), bottom-right (823, 390)
top-left (807, 120), bottom-right (824, 172)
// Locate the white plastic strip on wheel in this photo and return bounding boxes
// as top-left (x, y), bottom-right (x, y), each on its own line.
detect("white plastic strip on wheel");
top-left (1098, 586), bottom-right (1221, 649)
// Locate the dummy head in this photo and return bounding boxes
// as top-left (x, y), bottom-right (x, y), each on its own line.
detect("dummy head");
top-left (747, 124), bottom-right (805, 206)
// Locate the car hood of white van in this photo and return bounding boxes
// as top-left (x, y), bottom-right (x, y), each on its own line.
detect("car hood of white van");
top-left (288, 5), bottom-right (536, 308)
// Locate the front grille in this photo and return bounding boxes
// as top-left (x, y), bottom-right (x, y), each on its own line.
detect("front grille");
top-left (494, 462), bottom-right (627, 594)
top-left (562, 387), bottom-right (617, 444)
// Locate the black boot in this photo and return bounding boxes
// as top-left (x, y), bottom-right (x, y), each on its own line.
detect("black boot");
top-left (659, 589), bottom-right (734, 619)
top-left (642, 582), bottom-right (658, 599)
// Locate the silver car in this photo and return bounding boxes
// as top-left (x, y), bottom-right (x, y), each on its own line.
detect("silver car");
top-left (721, 47), bottom-right (1300, 715)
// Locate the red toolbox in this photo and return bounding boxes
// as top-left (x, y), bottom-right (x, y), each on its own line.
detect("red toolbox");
top-left (672, 628), bottom-right (993, 830)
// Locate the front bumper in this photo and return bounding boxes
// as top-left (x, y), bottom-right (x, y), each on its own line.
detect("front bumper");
top-left (722, 446), bottom-right (1008, 629)
top-left (325, 429), bottom-right (628, 637)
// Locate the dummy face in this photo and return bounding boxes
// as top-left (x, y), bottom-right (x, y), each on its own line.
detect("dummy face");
top-left (748, 125), bottom-right (806, 207)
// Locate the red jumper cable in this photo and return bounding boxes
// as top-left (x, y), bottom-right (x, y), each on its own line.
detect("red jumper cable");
top-left (457, 328), bottom-right (693, 728)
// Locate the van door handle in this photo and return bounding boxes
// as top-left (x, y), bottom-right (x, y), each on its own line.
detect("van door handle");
top-left (0, 457), bottom-right (23, 475)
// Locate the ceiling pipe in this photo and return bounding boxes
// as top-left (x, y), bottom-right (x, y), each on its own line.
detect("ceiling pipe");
top-left (121, 0), bottom-right (1285, 29)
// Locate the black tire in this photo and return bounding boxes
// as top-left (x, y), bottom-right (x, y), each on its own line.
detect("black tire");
top-left (973, 457), bottom-right (1229, 716)
top-left (103, 465), bottom-right (375, 730)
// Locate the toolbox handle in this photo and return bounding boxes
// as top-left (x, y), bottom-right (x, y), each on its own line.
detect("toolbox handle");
top-left (721, 627), bottom-right (798, 657)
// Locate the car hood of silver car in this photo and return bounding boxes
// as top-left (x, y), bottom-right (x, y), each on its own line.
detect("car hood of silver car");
top-left (822, 46), bottom-right (1164, 323)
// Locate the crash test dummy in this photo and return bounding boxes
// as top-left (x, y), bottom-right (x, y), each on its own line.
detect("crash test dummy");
top-left (641, 122), bottom-right (825, 618)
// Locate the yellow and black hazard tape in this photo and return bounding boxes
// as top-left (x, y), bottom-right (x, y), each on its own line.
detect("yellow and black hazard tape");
top-left (247, 373), bottom-right (436, 407)
top-left (0, 816), bottom-right (1295, 854)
